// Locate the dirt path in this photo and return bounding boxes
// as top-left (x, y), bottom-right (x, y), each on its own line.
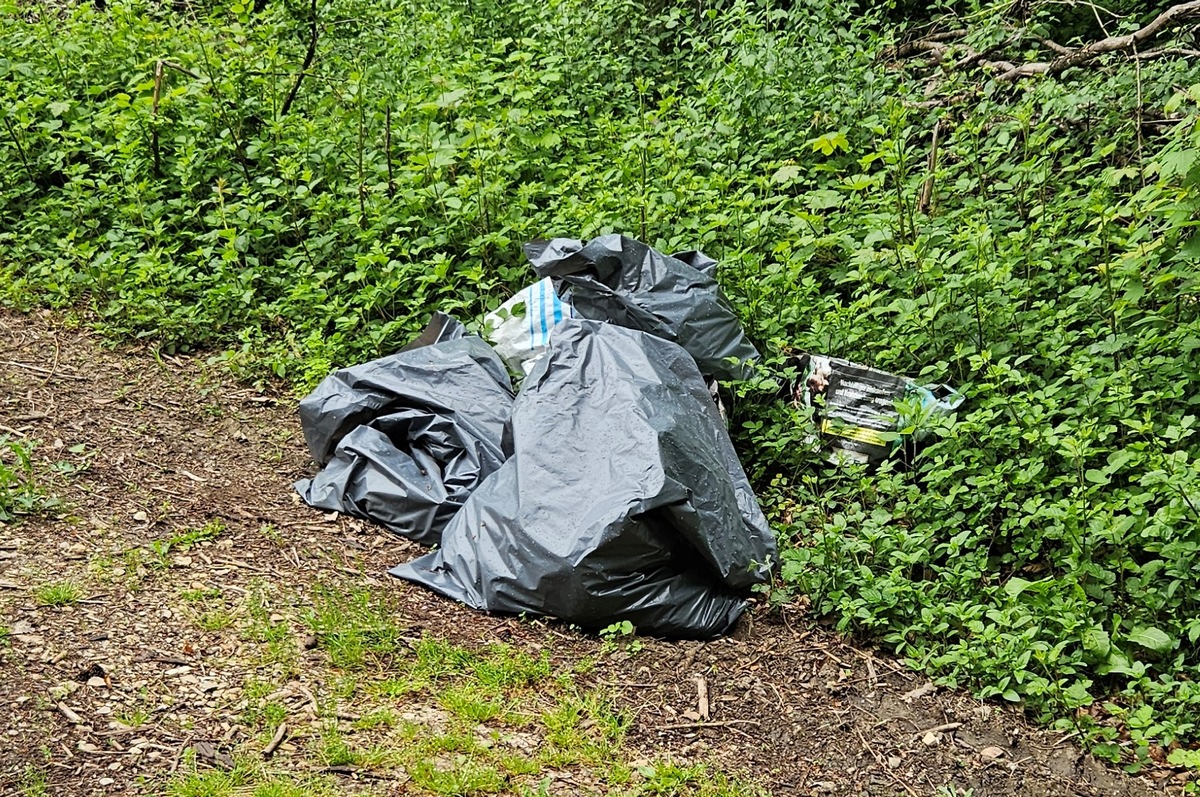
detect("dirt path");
top-left (0, 310), bottom-right (1175, 797)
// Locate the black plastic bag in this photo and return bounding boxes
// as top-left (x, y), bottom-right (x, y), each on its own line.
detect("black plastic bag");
top-left (295, 314), bottom-right (514, 545)
top-left (389, 319), bottom-right (776, 638)
top-left (524, 235), bottom-right (760, 382)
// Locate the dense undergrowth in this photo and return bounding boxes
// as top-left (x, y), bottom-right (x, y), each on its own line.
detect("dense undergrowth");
top-left (3, 0), bottom-right (1200, 771)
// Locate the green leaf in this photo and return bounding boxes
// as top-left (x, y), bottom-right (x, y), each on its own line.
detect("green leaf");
top-left (1160, 149), bottom-right (1198, 179)
top-left (1003, 577), bottom-right (1033, 598)
top-left (772, 164), bottom-right (802, 184)
top-left (1081, 627), bottom-right (1111, 659)
top-left (1062, 681), bottom-right (1093, 709)
top-left (1167, 748), bottom-right (1200, 769)
top-left (1127, 627), bottom-right (1174, 654)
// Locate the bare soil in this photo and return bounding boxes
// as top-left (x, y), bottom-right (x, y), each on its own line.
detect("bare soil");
top-left (0, 310), bottom-right (1183, 796)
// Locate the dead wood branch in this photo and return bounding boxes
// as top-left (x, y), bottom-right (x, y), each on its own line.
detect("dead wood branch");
top-left (262, 722), bottom-right (287, 757)
top-left (279, 0), bottom-right (319, 118)
top-left (694, 674), bottom-right (710, 721)
top-left (891, 2), bottom-right (1200, 81)
top-left (887, 29), bottom-right (965, 60)
top-left (1000, 1), bottom-right (1200, 79)
top-left (919, 120), bottom-right (941, 216)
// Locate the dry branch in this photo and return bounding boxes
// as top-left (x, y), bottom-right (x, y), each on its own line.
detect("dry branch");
top-left (694, 675), bottom-right (710, 721)
top-left (1001, 0), bottom-right (1200, 79)
top-left (262, 722), bottom-right (287, 758)
top-left (891, 2), bottom-right (1200, 81)
top-left (279, 0), bottom-right (319, 118)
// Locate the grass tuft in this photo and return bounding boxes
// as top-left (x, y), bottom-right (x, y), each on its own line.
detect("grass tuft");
top-left (35, 581), bottom-right (82, 607)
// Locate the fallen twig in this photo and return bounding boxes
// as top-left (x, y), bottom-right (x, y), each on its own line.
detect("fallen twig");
top-left (263, 722), bottom-right (288, 758)
top-left (293, 682), bottom-right (319, 716)
top-left (659, 719), bottom-right (761, 731)
top-left (913, 721), bottom-right (963, 738)
top-left (56, 702), bottom-right (83, 725)
top-left (694, 675), bottom-right (710, 721)
top-left (321, 765), bottom-right (392, 780)
top-left (0, 360), bottom-right (87, 381)
top-left (168, 736), bottom-right (190, 775)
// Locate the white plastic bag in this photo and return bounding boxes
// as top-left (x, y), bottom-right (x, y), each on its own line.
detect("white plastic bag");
top-left (483, 277), bottom-right (575, 375)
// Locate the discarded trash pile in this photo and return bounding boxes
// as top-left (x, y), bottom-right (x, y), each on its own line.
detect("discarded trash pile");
top-left (295, 235), bottom-right (775, 638)
top-left (791, 353), bottom-right (965, 467)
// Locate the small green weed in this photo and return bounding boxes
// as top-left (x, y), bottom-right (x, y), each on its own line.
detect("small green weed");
top-left (17, 767), bottom-right (47, 797)
top-left (115, 709), bottom-right (149, 728)
top-left (35, 581), bottom-right (82, 607)
top-left (180, 588), bottom-right (223, 603)
top-left (1, 437), bottom-right (59, 522)
top-left (600, 620), bottom-right (644, 655)
top-left (49, 443), bottom-right (92, 478)
top-left (197, 609), bottom-right (234, 632)
top-left (169, 520), bottom-right (226, 549)
top-left (151, 520), bottom-right (227, 568)
top-left (352, 709), bottom-right (399, 731)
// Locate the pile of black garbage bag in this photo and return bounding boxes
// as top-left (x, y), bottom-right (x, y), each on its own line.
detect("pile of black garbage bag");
top-left (295, 235), bottom-right (777, 638)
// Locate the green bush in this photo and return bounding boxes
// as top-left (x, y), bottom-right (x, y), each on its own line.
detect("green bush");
top-left (3, 0), bottom-right (1200, 766)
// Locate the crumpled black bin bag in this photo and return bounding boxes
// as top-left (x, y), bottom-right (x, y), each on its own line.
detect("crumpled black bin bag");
top-left (389, 319), bottom-right (776, 637)
top-left (295, 314), bottom-right (514, 545)
top-left (523, 235), bottom-right (761, 382)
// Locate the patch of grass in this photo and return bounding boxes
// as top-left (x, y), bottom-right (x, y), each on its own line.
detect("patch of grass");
top-left (409, 637), bottom-right (552, 689)
top-left (197, 609), bottom-right (235, 632)
top-left (540, 690), bottom-right (626, 767)
top-left (181, 587), bottom-right (234, 632)
top-left (234, 616), bottom-right (751, 795)
top-left (316, 723), bottom-right (400, 769)
top-left (35, 581), bottom-right (82, 607)
top-left (420, 728), bottom-right (488, 757)
top-left (372, 676), bottom-right (421, 698)
top-left (635, 763), bottom-right (766, 797)
top-left (499, 754), bottom-right (542, 778)
top-left (243, 586), bottom-right (298, 674)
top-left (303, 585), bottom-right (405, 669)
top-left (180, 588), bottom-right (223, 603)
top-left (330, 674), bottom-right (358, 701)
top-left (352, 708), bottom-right (399, 731)
top-left (166, 761), bottom-right (341, 797)
top-left (438, 685), bottom-right (513, 725)
top-left (407, 757), bottom-right (507, 795)
top-left (169, 520), bottom-right (226, 550)
top-left (240, 679), bottom-right (289, 730)
top-left (87, 554), bottom-right (116, 583)
top-left (18, 767), bottom-right (48, 797)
